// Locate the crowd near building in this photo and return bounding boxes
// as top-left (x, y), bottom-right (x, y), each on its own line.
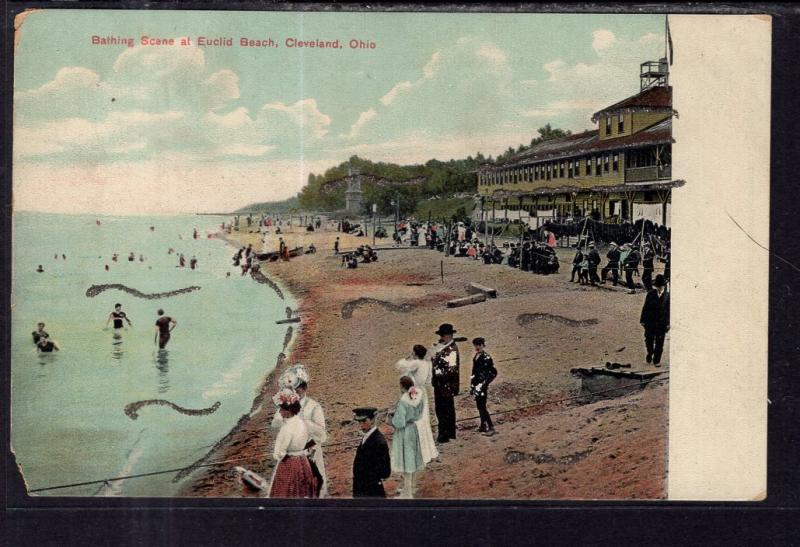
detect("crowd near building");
top-left (477, 59), bottom-right (677, 228)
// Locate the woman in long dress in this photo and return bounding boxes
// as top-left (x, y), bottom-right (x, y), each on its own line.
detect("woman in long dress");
top-left (267, 388), bottom-right (318, 498)
top-left (394, 345), bottom-right (439, 464)
top-left (391, 376), bottom-right (426, 498)
top-left (271, 364), bottom-right (328, 497)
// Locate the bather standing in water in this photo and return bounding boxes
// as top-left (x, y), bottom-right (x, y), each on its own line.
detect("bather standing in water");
top-left (107, 303), bottom-right (132, 330)
top-left (154, 309), bottom-right (177, 349)
top-left (36, 334), bottom-right (60, 352)
top-left (32, 322), bottom-right (49, 344)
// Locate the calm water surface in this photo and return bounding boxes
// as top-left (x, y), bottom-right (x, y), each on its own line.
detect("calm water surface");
top-left (11, 212), bottom-right (291, 496)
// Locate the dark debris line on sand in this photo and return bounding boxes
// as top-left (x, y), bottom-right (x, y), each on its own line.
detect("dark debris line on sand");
top-left (340, 297), bottom-right (415, 319)
top-left (86, 284), bottom-right (201, 299)
top-left (517, 313), bottom-right (599, 328)
top-left (250, 269), bottom-right (285, 300)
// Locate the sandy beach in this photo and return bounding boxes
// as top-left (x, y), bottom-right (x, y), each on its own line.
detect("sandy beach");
top-left (179, 224), bottom-right (668, 499)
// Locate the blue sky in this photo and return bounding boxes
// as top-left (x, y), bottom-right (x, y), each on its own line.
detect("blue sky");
top-left (13, 10), bottom-right (666, 214)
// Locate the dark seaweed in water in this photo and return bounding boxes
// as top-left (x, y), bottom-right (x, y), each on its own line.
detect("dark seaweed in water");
top-left (250, 269), bottom-right (284, 300)
top-left (516, 313), bottom-right (599, 327)
top-left (341, 297), bottom-right (414, 319)
top-left (86, 284), bottom-right (201, 300)
top-left (124, 399), bottom-right (221, 420)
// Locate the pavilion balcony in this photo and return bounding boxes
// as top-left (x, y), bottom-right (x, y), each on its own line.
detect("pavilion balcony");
top-left (624, 164), bottom-right (671, 183)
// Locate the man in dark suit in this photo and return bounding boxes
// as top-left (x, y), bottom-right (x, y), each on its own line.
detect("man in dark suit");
top-left (587, 242), bottom-right (601, 285)
top-left (352, 407), bottom-right (391, 497)
top-left (470, 337), bottom-right (498, 435)
top-left (640, 274), bottom-right (670, 366)
top-left (601, 242), bottom-right (621, 285)
top-left (431, 323), bottom-right (460, 443)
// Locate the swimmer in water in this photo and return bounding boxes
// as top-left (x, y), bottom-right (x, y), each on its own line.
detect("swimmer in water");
top-left (150, 226), bottom-right (155, 231)
top-left (139, 254), bottom-right (144, 262)
top-left (112, 253), bottom-right (119, 262)
top-left (36, 334), bottom-right (59, 352)
top-left (178, 254), bottom-right (186, 267)
top-left (32, 322), bottom-right (48, 344)
top-left (105, 264), bottom-right (110, 271)
top-left (154, 309), bottom-right (177, 349)
top-left (128, 252), bottom-right (135, 262)
top-left (190, 256), bottom-right (197, 270)
top-left (107, 303), bottom-right (132, 330)
top-left (62, 254), bottom-right (66, 260)
top-left (36, 265), bottom-right (44, 273)
top-left (54, 254), bottom-right (58, 260)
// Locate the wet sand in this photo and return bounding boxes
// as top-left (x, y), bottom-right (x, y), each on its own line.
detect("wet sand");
top-left (179, 224), bottom-right (668, 499)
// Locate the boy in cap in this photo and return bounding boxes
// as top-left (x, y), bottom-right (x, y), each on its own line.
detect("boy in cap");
top-left (431, 323), bottom-right (460, 443)
top-left (470, 338), bottom-right (498, 435)
top-left (352, 407), bottom-right (391, 497)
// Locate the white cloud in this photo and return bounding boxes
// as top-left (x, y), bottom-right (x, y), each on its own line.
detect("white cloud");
top-left (380, 81), bottom-right (416, 106)
top-left (592, 29), bottom-right (617, 52)
top-left (343, 108), bottom-right (377, 138)
top-left (14, 43), bottom-right (332, 162)
top-left (423, 51), bottom-right (442, 78)
top-left (260, 98), bottom-right (331, 140)
top-left (522, 99), bottom-right (608, 119)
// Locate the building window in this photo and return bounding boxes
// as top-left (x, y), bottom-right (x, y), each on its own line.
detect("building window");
top-left (596, 157), bottom-right (602, 176)
top-left (613, 154), bottom-right (619, 173)
top-left (586, 157), bottom-right (592, 176)
top-left (568, 161), bottom-right (574, 178)
top-left (560, 162), bottom-right (565, 178)
top-left (605, 116), bottom-right (612, 135)
top-left (604, 155), bottom-right (610, 173)
top-left (547, 164), bottom-right (551, 180)
top-left (618, 112), bottom-right (625, 133)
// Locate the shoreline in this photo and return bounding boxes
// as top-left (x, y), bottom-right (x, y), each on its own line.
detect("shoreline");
top-left (180, 224), bottom-right (668, 499)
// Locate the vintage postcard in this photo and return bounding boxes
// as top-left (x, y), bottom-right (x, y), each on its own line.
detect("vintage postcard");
top-left (9, 9), bottom-right (768, 500)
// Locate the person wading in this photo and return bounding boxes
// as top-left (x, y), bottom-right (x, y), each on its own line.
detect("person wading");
top-left (154, 309), bottom-right (177, 349)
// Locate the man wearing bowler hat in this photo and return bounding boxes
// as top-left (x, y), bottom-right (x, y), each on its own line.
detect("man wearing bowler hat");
top-left (639, 274), bottom-right (670, 366)
top-left (431, 323), bottom-right (460, 443)
top-left (352, 407), bottom-right (391, 497)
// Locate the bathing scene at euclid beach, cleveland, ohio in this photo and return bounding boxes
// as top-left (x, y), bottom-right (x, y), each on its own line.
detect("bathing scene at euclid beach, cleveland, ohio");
top-left (11, 11), bottom-right (676, 499)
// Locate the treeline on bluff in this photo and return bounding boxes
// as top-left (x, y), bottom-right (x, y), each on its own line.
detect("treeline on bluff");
top-left (297, 155), bottom-right (483, 217)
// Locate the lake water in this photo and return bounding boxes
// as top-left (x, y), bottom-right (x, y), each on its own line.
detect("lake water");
top-left (11, 212), bottom-right (291, 496)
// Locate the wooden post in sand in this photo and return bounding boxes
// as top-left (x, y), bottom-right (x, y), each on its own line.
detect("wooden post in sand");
top-left (441, 260), bottom-right (444, 284)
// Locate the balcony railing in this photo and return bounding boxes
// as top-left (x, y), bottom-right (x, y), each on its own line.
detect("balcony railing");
top-left (625, 165), bottom-right (671, 183)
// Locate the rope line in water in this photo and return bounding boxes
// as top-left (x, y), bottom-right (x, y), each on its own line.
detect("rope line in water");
top-left (27, 374), bottom-right (668, 493)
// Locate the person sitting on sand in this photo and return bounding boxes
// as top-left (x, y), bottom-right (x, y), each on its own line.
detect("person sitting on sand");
top-left (32, 322), bottom-right (49, 344)
top-left (107, 303), bottom-right (132, 330)
top-left (347, 255), bottom-right (358, 269)
top-left (36, 333), bottom-right (59, 352)
top-left (154, 309), bottom-right (177, 349)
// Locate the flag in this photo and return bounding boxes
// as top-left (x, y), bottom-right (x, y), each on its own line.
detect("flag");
top-left (666, 14), bottom-right (674, 65)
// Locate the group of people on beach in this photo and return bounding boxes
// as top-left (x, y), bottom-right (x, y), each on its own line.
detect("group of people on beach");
top-left (261, 322), bottom-right (498, 499)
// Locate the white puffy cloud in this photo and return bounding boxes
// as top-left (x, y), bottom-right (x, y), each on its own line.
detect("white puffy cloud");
top-left (14, 43), bottom-right (331, 162)
top-left (342, 108), bottom-right (377, 138)
top-left (592, 29), bottom-right (617, 52)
